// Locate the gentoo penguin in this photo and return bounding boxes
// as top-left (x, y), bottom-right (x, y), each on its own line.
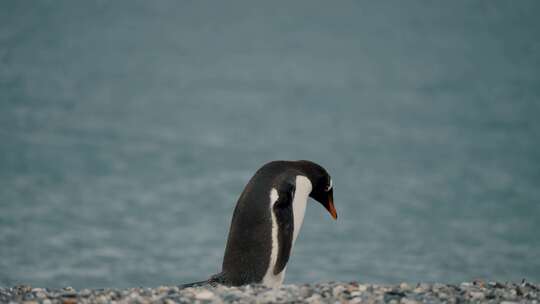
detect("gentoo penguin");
top-left (183, 160), bottom-right (336, 288)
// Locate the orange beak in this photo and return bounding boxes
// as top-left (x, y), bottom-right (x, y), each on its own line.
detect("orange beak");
top-left (325, 191), bottom-right (337, 220)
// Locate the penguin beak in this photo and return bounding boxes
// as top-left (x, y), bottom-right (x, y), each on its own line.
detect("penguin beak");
top-left (323, 189), bottom-right (337, 220)
top-left (312, 188), bottom-right (337, 220)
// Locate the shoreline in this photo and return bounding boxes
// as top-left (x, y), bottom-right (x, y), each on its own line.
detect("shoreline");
top-left (1, 281), bottom-right (538, 303)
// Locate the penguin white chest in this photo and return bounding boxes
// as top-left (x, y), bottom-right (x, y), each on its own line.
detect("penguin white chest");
top-left (262, 175), bottom-right (312, 287)
top-left (291, 176), bottom-right (312, 245)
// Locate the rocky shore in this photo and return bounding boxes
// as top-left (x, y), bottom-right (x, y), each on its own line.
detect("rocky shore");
top-left (1, 281), bottom-right (538, 304)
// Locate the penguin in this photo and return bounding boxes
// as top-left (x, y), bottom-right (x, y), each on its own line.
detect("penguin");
top-left (182, 160), bottom-right (336, 288)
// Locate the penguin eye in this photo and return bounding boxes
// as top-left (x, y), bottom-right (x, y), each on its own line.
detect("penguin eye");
top-left (326, 179), bottom-right (333, 192)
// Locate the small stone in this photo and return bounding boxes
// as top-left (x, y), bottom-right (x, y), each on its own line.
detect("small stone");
top-left (79, 289), bottom-right (92, 297)
top-left (95, 295), bottom-right (108, 303)
top-left (494, 289), bottom-right (507, 297)
top-left (305, 294), bottom-right (322, 303)
top-left (157, 286), bottom-right (169, 293)
top-left (16, 285), bottom-right (32, 294)
top-left (61, 292), bottom-right (77, 298)
top-left (34, 291), bottom-right (47, 298)
top-left (473, 279), bottom-right (485, 287)
top-left (333, 285), bottom-right (346, 297)
top-left (357, 285), bottom-right (368, 292)
top-left (417, 283), bottom-right (430, 290)
top-left (401, 299), bottom-right (420, 304)
top-left (349, 298), bottom-right (362, 304)
top-left (470, 291), bottom-right (485, 299)
top-left (385, 290), bottom-right (406, 301)
top-left (299, 286), bottom-right (312, 298)
top-left (399, 283), bottom-right (411, 291)
top-left (432, 283), bottom-right (445, 291)
top-left (23, 294), bottom-right (35, 301)
top-left (500, 302), bottom-right (519, 304)
top-left (194, 290), bottom-right (214, 300)
top-left (488, 281), bottom-right (505, 289)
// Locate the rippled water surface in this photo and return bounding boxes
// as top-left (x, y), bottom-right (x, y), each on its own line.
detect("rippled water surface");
top-left (1, 1), bottom-right (539, 288)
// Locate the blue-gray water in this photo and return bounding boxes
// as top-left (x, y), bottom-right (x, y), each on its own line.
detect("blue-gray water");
top-left (1, 1), bottom-right (540, 289)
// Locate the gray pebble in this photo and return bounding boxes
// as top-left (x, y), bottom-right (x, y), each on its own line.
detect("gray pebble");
top-left (0, 281), bottom-right (537, 303)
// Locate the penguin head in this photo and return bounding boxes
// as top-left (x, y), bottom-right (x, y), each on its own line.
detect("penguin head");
top-left (296, 160), bottom-right (337, 220)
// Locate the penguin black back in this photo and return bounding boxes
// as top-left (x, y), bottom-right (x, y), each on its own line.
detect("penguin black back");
top-left (219, 163), bottom-right (277, 285)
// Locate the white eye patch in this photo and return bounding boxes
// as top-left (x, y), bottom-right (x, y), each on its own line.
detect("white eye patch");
top-left (326, 179), bottom-right (333, 191)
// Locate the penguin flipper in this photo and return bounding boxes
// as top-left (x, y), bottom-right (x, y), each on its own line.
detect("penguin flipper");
top-left (273, 183), bottom-right (295, 275)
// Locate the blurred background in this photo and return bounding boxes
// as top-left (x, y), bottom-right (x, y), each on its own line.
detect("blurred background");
top-left (1, 1), bottom-right (539, 289)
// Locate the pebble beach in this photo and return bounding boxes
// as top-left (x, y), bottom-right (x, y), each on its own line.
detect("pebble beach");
top-left (1, 281), bottom-right (538, 304)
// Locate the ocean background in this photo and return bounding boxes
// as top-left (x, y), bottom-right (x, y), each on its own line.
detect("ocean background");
top-left (1, 1), bottom-right (539, 288)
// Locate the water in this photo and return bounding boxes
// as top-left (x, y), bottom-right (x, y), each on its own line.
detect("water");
top-left (1, 1), bottom-right (539, 288)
